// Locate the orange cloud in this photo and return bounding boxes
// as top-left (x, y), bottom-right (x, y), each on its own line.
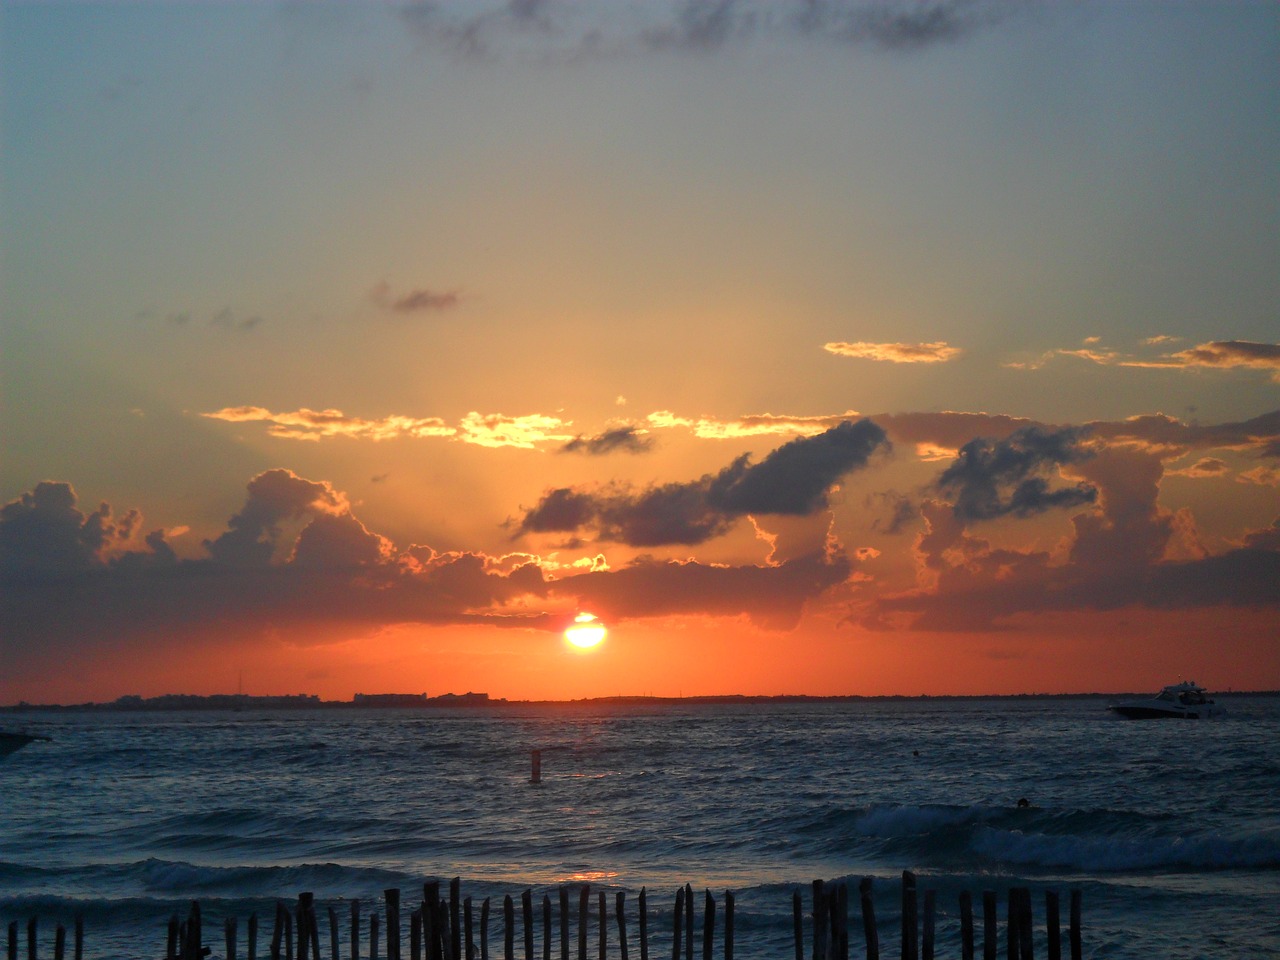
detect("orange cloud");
top-left (823, 341), bottom-right (962, 363)
top-left (1032, 338), bottom-right (1280, 382)
top-left (646, 409), bottom-right (859, 439)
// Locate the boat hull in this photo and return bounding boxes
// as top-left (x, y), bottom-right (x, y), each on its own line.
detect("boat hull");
top-left (1110, 705), bottom-right (1214, 719)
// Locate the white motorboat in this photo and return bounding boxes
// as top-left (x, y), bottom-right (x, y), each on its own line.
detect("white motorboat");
top-left (1109, 680), bottom-right (1226, 719)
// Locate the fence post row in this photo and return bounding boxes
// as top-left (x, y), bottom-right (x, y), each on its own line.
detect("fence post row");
top-left (5, 877), bottom-right (1083, 960)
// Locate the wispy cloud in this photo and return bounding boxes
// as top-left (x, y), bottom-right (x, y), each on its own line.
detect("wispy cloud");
top-left (559, 424), bottom-right (655, 455)
top-left (646, 409), bottom-right (860, 438)
top-left (1014, 338), bottom-right (1280, 382)
top-left (370, 280), bottom-right (462, 314)
top-left (395, 0), bottom-right (1017, 61)
top-left (202, 406), bottom-right (454, 442)
top-left (823, 341), bottom-right (962, 363)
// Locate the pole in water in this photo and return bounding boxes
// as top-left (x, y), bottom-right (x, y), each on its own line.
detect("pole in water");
top-left (531, 750), bottom-right (542, 784)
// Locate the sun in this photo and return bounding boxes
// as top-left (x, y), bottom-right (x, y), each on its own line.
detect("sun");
top-left (564, 612), bottom-right (607, 650)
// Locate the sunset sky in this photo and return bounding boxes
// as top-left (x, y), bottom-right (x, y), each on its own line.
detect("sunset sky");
top-left (3, 1), bottom-right (1278, 704)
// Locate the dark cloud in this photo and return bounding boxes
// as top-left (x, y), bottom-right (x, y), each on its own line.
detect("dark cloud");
top-left (553, 548), bottom-right (852, 630)
top-left (0, 481), bottom-right (140, 574)
top-left (396, 0), bottom-right (1014, 60)
top-left (204, 469), bottom-right (349, 568)
top-left (559, 425), bottom-right (655, 455)
top-left (709, 418), bottom-right (888, 515)
top-left (521, 419), bottom-right (888, 545)
top-left (936, 426), bottom-right (1097, 521)
top-left (371, 281), bottom-right (461, 313)
top-left (867, 448), bottom-right (1280, 632)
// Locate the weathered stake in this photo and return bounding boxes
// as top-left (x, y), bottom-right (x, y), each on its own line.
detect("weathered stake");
top-left (858, 880), bottom-right (880, 960)
top-left (578, 887), bottom-right (590, 960)
top-left (792, 891), bottom-right (803, 960)
top-left (672, 887), bottom-right (684, 960)
top-left (225, 917), bottom-right (237, 960)
top-left (981, 892), bottom-right (996, 960)
top-left (598, 892), bottom-right (607, 960)
top-left (701, 891), bottom-right (715, 960)
top-left (1044, 893), bottom-right (1060, 960)
top-left (921, 890), bottom-right (934, 960)
top-left (638, 888), bottom-right (649, 960)
top-left (559, 888), bottom-right (570, 960)
top-left (524, 891), bottom-right (535, 960)
top-left (615, 892), bottom-right (629, 960)
top-left (504, 896), bottom-right (515, 960)
top-left (1068, 892), bottom-right (1081, 960)
top-left (959, 891), bottom-right (974, 960)
top-left (723, 892), bottom-right (734, 960)
top-left (901, 872), bottom-right (917, 960)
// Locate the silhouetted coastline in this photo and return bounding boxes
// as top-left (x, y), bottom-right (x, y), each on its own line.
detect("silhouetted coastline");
top-left (3, 689), bottom-right (1275, 712)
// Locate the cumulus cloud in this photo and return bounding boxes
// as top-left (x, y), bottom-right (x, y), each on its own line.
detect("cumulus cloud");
top-left (1, 469), bottom-right (869, 683)
top-left (520, 419), bottom-right (889, 545)
top-left (0, 481), bottom-right (142, 574)
top-left (935, 427), bottom-right (1097, 521)
top-left (824, 341), bottom-right (962, 363)
top-left (865, 443), bottom-right (1280, 631)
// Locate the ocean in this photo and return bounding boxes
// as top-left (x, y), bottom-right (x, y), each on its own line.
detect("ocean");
top-left (2, 697), bottom-right (1277, 959)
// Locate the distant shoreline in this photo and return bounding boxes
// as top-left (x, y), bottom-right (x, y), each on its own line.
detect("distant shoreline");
top-left (4, 689), bottom-right (1277, 712)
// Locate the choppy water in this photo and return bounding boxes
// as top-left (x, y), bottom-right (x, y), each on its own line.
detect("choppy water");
top-left (2, 698), bottom-right (1278, 959)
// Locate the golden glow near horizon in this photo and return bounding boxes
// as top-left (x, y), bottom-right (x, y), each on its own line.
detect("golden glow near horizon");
top-left (564, 612), bottom-right (607, 651)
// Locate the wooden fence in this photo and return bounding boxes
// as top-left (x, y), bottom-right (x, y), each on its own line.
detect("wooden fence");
top-left (4, 874), bottom-right (1083, 960)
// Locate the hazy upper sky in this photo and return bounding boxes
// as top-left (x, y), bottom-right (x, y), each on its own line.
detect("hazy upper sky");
top-left (3, 0), bottom-right (1278, 703)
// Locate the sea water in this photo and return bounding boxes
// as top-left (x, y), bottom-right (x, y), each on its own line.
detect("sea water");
top-left (2, 698), bottom-right (1277, 959)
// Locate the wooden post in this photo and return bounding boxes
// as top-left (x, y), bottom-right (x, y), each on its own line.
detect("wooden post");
top-left (524, 891), bottom-right (535, 960)
top-left (543, 896), bottom-right (552, 960)
top-left (812, 880), bottom-right (826, 960)
top-left (422, 885), bottom-right (437, 960)
top-left (24, 920), bottom-right (35, 960)
top-left (423, 899), bottom-right (436, 960)
top-left (353, 901), bottom-right (362, 960)
top-left (167, 917), bottom-right (179, 960)
top-left (412, 912), bottom-right (423, 960)
top-left (300, 896), bottom-right (313, 960)
top-left (638, 888), bottom-right (649, 960)
top-left (578, 887), bottom-right (590, 960)
top-left (683, 886), bottom-right (693, 960)
top-left (54, 925), bottom-right (65, 960)
top-left (922, 890), bottom-right (934, 960)
top-left (672, 888), bottom-right (684, 960)
top-left (1068, 893), bottom-right (1080, 960)
top-left (598, 892), bottom-right (607, 960)
top-left (616, 892), bottom-right (629, 960)
top-left (73, 916), bottom-right (83, 960)
top-left (1044, 893), bottom-right (1059, 960)
top-left (901, 872), bottom-right (917, 960)
top-left (386, 890), bottom-right (401, 960)
top-left (8, 920), bottom-right (17, 960)
top-left (271, 904), bottom-right (284, 960)
top-left (371, 914), bottom-right (380, 960)
top-left (981, 893), bottom-right (996, 960)
top-left (481, 899), bottom-right (491, 960)
top-left (190, 902), bottom-right (204, 960)
top-left (723, 892), bottom-right (734, 960)
top-left (284, 906), bottom-right (294, 960)
top-left (504, 896), bottom-right (515, 960)
top-left (1016, 890), bottom-right (1032, 960)
top-left (440, 901), bottom-right (453, 960)
top-left (249, 912), bottom-right (259, 960)
top-left (858, 879), bottom-right (878, 960)
top-left (959, 892), bottom-right (974, 960)
top-left (559, 889), bottom-right (570, 960)
top-left (226, 918), bottom-right (237, 960)
top-left (531, 750), bottom-right (542, 784)
top-left (452, 880), bottom-right (463, 960)
top-left (701, 891), bottom-right (715, 960)
top-left (791, 890), bottom-right (803, 960)
top-left (466, 899), bottom-right (475, 960)
top-left (1005, 890), bottom-right (1016, 960)
top-left (841, 883), bottom-right (851, 960)
top-left (331, 907), bottom-right (340, 960)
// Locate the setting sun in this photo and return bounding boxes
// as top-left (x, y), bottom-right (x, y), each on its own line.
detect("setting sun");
top-left (564, 612), bottom-right (607, 650)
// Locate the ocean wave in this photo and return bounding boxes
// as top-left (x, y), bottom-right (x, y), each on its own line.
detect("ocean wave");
top-left (970, 825), bottom-right (1280, 872)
